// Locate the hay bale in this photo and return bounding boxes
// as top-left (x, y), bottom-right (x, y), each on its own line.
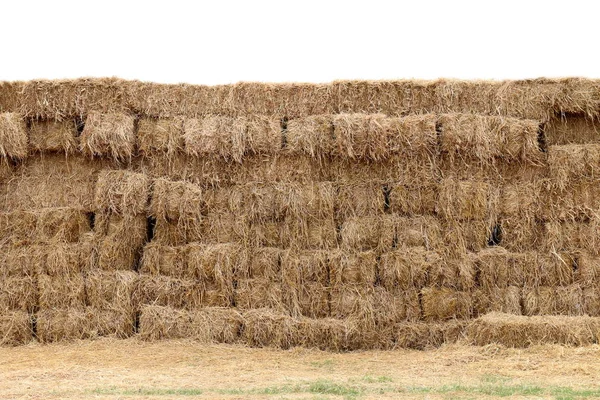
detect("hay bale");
top-left (95, 214), bottom-right (146, 270)
top-left (282, 281), bottom-right (330, 319)
top-left (428, 254), bottom-right (476, 291)
top-left (388, 184), bottom-right (438, 216)
top-left (0, 154), bottom-right (104, 212)
top-left (286, 218), bottom-right (338, 250)
top-left (0, 276), bottom-right (37, 312)
top-left (185, 243), bottom-right (245, 295)
top-left (437, 178), bottom-right (499, 221)
top-left (421, 288), bottom-right (473, 321)
top-left (583, 287), bottom-right (600, 316)
top-left (521, 285), bottom-right (583, 316)
top-left (394, 320), bottom-right (467, 349)
top-left (330, 286), bottom-right (420, 325)
top-left (575, 252), bottom-right (600, 287)
top-left (542, 181), bottom-right (600, 222)
top-left (30, 241), bottom-right (95, 276)
top-left (439, 114), bottom-right (542, 167)
top-left (80, 112), bottom-right (136, 161)
top-left (183, 116), bottom-right (247, 162)
top-left (138, 305), bottom-right (242, 342)
top-left (442, 220), bottom-right (490, 256)
top-left (133, 274), bottom-right (205, 309)
top-left (466, 312), bottom-right (600, 347)
top-left (29, 119), bottom-right (77, 153)
top-left (544, 220), bottom-right (600, 255)
top-left (500, 181), bottom-right (544, 220)
top-left (94, 170), bottom-right (149, 215)
top-left (0, 208), bottom-right (91, 246)
top-left (241, 308), bottom-right (300, 349)
top-left (139, 243), bottom-right (187, 278)
top-left (137, 117), bottom-right (184, 158)
top-left (202, 212), bottom-right (249, 244)
top-left (85, 270), bottom-right (137, 310)
top-left (36, 308), bottom-right (134, 342)
top-left (0, 113), bottom-right (27, 160)
top-left (473, 286), bottom-right (522, 316)
top-left (0, 246), bottom-right (35, 276)
top-left (500, 218), bottom-right (543, 252)
top-left (545, 114), bottom-right (600, 145)
top-left (150, 178), bottom-right (204, 221)
top-left (379, 247), bottom-right (434, 290)
top-left (329, 250), bottom-right (377, 286)
top-left (38, 273), bottom-right (86, 309)
top-left (234, 278), bottom-right (284, 311)
top-left (246, 116), bottom-right (281, 155)
top-left (0, 311), bottom-right (32, 346)
top-left (240, 246), bottom-right (282, 280)
top-left (153, 215), bottom-right (203, 246)
top-left (555, 284), bottom-right (584, 316)
top-left (548, 144), bottom-right (600, 190)
top-left (286, 115), bottom-right (334, 158)
top-left (335, 183), bottom-right (385, 219)
top-left (474, 248), bottom-right (537, 289)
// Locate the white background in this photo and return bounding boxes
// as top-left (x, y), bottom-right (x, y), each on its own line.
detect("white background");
top-left (3, 0), bottom-right (599, 84)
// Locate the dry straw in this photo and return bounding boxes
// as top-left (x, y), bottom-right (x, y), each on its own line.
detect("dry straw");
top-left (0, 311), bottom-right (32, 345)
top-left (94, 170), bottom-right (150, 215)
top-left (29, 119), bottom-right (78, 153)
top-left (80, 112), bottom-right (136, 161)
top-left (0, 112), bottom-right (27, 160)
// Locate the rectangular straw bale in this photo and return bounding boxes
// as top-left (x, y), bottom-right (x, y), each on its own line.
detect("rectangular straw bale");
top-left (335, 183), bottom-right (385, 219)
top-left (139, 243), bottom-right (187, 278)
top-left (0, 276), bottom-right (37, 312)
top-left (583, 287), bottom-right (600, 316)
top-left (286, 217), bottom-right (338, 250)
top-left (246, 116), bottom-right (281, 155)
top-left (150, 177), bottom-right (204, 221)
top-left (575, 252), bottom-right (600, 287)
top-left (538, 252), bottom-right (575, 286)
top-left (286, 115), bottom-right (334, 158)
top-left (474, 248), bottom-right (537, 289)
top-left (0, 113), bottom-right (27, 160)
top-left (379, 247), bottom-right (433, 290)
top-left (85, 270), bottom-right (137, 311)
top-left (548, 144), bottom-right (600, 189)
top-left (29, 119), bottom-right (77, 153)
top-left (466, 312), bottom-right (600, 347)
top-left (522, 287), bottom-right (559, 316)
top-left (153, 216), bottom-right (203, 246)
top-left (500, 218), bottom-right (543, 252)
top-left (544, 220), bottom-right (600, 255)
top-left (96, 214), bottom-right (146, 270)
top-left (249, 220), bottom-right (287, 248)
top-left (30, 241), bottom-right (95, 276)
top-left (138, 305), bottom-right (242, 343)
top-left (0, 154), bottom-right (103, 212)
top-left (394, 320), bottom-right (467, 350)
top-left (133, 274), bottom-right (204, 309)
top-left (296, 317), bottom-right (377, 351)
top-left (0, 311), bottom-right (32, 345)
top-left (332, 114), bottom-right (390, 160)
top-left (555, 284), bottom-right (584, 316)
top-left (36, 307), bottom-right (134, 343)
top-left (0, 208), bottom-right (91, 246)
top-left (443, 220), bottom-right (490, 256)
top-left (234, 278), bottom-right (285, 311)
top-left (473, 286), bottom-right (522, 316)
top-left (329, 250), bottom-right (377, 286)
top-left (137, 117), bottom-right (184, 158)
top-left (542, 181), bottom-right (600, 222)
top-left (94, 170), bottom-right (149, 215)
top-left (338, 215), bottom-right (386, 251)
top-left (185, 243), bottom-right (244, 295)
top-left (281, 250), bottom-right (329, 286)
top-left (282, 281), bottom-right (330, 319)
top-left (437, 178), bottom-right (499, 221)
top-left (428, 255), bottom-right (477, 291)
top-left (80, 112), bottom-right (136, 161)
top-left (241, 308), bottom-right (300, 349)
top-left (38, 273), bottom-right (86, 309)
top-left (388, 184), bottom-right (438, 216)
top-left (330, 286), bottom-right (420, 325)
top-left (500, 181), bottom-right (544, 220)
top-left (421, 287), bottom-right (473, 321)
top-left (545, 114), bottom-right (600, 145)
top-left (202, 212), bottom-right (249, 244)
top-left (439, 114), bottom-right (542, 167)
top-left (0, 246), bottom-right (35, 276)
top-left (236, 155), bottom-right (324, 184)
top-left (183, 116), bottom-right (247, 163)
top-left (235, 246), bottom-right (282, 280)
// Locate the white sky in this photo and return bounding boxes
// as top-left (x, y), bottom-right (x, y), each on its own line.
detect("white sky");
top-left (3, 0), bottom-right (600, 84)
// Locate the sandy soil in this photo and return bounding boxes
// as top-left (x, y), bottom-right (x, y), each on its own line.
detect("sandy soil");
top-left (1, 339), bottom-right (599, 399)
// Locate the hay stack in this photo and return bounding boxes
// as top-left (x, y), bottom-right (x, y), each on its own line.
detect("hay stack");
top-left (466, 312), bottom-right (600, 347)
top-left (95, 214), bottom-right (146, 270)
top-left (394, 320), bottom-right (466, 349)
top-left (0, 311), bottom-right (32, 345)
top-left (421, 288), bottom-right (473, 321)
top-left (94, 170), bottom-right (150, 215)
top-left (473, 286), bottom-right (522, 316)
top-left (137, 117), bottom-right (184, 159)
top-left (183, 116), bottom-right (248, 163)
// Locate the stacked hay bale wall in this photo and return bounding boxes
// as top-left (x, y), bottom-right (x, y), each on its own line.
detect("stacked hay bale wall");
top-left (1, 78), bottom-right (600, 349)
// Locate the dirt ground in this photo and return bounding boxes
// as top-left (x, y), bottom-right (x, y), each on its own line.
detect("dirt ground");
top-left (1, 339), bottom-right (600, 399)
